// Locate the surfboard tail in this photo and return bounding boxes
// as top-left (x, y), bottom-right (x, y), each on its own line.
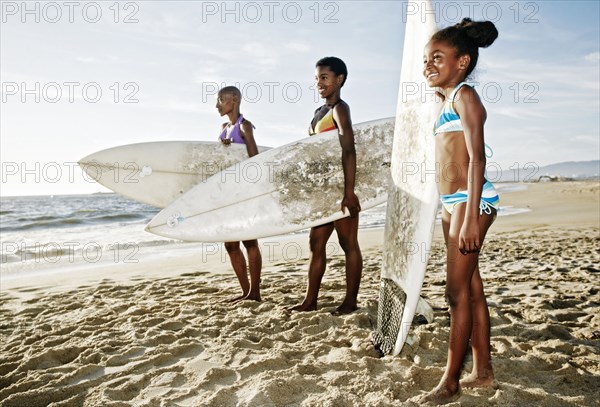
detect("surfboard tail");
top-left (372, 278), bottom-right (408, 356)
top-left (373, 279), bottom-right (436, 357)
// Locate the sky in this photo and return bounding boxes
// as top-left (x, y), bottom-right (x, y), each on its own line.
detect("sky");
top-left (1, 0), bottom-right (599, 196)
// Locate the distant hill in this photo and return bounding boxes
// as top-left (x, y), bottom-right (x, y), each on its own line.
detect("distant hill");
top-left (487, 160), bottom-right (599, 182)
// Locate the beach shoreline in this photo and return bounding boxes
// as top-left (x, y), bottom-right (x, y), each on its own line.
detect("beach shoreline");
top-left (1, 181), bottom-right (599, 406)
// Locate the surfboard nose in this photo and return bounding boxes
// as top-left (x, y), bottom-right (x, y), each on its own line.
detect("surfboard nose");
top-left (145, 208), bottom-right (181, 239)
top-left (144, 219), bottom-right (170, 238)
top-left (78, 147), bottom-right (100, 164)
top-left (78, 157), bottom-right (102, 181)
top-left (78, 153), bottom-right (93, 169)
top-left (145, 214), bottom-right (165, 235)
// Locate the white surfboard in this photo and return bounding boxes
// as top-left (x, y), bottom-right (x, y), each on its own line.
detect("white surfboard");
top-left (145, 117), bottom-right (395, 242)
top-left (78, 142), bottom-right (270, 208)
top-left (371, 1), bottom-right (440, 356)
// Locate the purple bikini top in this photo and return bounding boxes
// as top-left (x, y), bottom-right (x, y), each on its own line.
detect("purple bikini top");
top-left (219, 114), bottom-right (247, 144)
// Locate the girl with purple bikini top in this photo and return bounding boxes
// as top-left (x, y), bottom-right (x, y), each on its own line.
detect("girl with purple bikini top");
top-left (214, 85), bottom-right (263, 303)
top-left (219, 114), bottom-right (248, 144)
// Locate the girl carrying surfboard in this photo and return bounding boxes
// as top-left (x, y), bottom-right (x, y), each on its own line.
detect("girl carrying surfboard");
top-left (288, 56), bottom-right (363, 315)
top-left (215, 86), bottom-right (263, 302)
top-left (420, 19), bottom-right (500, 404)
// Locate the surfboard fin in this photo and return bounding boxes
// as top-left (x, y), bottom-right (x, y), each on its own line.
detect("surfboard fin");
top-left (415, 296), bottom-right (434, 324)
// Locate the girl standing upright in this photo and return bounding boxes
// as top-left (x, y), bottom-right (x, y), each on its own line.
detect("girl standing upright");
top-left (215, 86), bottom-right (263, 302)
top-left (289, 56), bottom-right (363, 315)
top-left (421, 18), bottom-right (499, 404)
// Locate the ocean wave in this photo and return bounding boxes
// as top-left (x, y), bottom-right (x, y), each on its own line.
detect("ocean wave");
top-left (17, 215), bottom-right (57, 222)
top-left (93, 213), bottom-right (147, 222)
top-left (1, 194), bottom-right (158, 233)
top-left (3, 213), bottom-right (148, 232)
top-left (4, 218), bottom-right (86, 231)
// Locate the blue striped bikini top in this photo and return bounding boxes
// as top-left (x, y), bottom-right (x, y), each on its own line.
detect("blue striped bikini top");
top-left (433, 82), bottom-right (471, 136)
top-left (432, 82), bottom-right (494, 158)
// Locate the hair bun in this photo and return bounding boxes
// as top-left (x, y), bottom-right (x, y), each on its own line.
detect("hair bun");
top-left (457, 18), bottom-right (498, 48)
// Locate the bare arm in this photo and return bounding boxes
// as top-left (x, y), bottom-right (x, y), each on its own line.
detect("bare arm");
top-left (240, 120), bottom-right (259, 157)
top-left (454, 86), bottom-right (487, 253)
top-left (332, 102), bottom-right (361, 217)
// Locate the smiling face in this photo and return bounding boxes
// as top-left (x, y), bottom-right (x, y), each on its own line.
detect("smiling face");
top-left (423, 39), bottom-right (470, 89)
top-left (315, 66), bottom-right (343, 99)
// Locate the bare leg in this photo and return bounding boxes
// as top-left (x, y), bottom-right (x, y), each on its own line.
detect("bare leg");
top-left (460, 266), bottom-right (498, 388)
top-left (242, 239), bottom-right (262, 302)
top-left (461, 215), bottom-right (498, 388)
top-left (224, 241), bottom-right (249, 302)
top-left (332, 216), bottom-right (362, 315)
top-left (421, 205), bottom-right (495, 404)
top-left (288, 223), bottom-right (334, 312)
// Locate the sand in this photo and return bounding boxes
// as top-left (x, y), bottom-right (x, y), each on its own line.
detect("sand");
top-left (1, 181), bottom-right (599, 406)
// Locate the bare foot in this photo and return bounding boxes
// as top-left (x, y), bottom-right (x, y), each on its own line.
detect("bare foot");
top-left (224, 294), bottom-right (246, 303)
top-left (331, 303), bottom-right (358, 315)
top-left (460, 373), bottom-right (499, 389)
top-left (419, 384), bottom-right (461, 405)
top-left (243, 293), bottom-right (262, 302)
top-left (286, 302), bottom-right (317, 312)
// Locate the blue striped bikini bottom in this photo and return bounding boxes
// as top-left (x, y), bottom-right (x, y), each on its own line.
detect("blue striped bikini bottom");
top-left (440, 180), bottom-right (500, 215)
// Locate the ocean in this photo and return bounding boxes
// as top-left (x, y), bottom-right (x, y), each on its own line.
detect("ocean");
top-left (0, 184), bottom-right (527, 266)
top-left (0, 193), bottom-right (387, 266)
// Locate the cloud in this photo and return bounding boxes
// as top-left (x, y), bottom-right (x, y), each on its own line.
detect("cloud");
top-left (574, 134), bottom-right (600, 144)
top-left (584, 52), bottom-right (600, 62)
top-left (162, 99), bottom-right (210, 113)
top-left (493, 106), bottom-right (544, 120)
top-left (286, 41), bottom-right (311, 53)
top-left (74, 55), bottom-right (122, 64)
top-left (75, 57), bottom-right (99, 64)
top-left (160, 41), bottom-right (204, 52)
